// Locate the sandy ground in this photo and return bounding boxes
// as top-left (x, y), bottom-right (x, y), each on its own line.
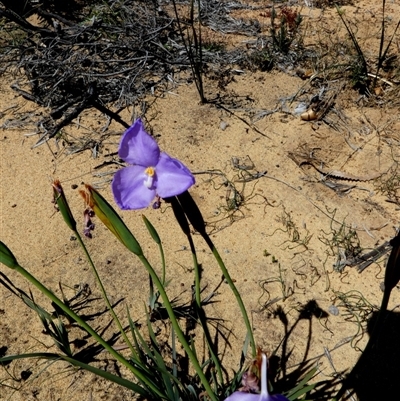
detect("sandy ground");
top-left (1, 1), bottom-right (400, 400)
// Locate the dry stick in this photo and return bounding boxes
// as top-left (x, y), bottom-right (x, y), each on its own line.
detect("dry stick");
top-left (0, 6), bottom-right (53, 34)
top-left (374, 0), bottom-right (400, 88)
top-left (171, 0), bottom-right (206, 103)
top-left (50, 97), bottom-right (84, 119)
top-left (336, 5), bottom-right (368, 83)
top-left (36, 8), bottom-right (76, 27)
top-left (375, 0), bottom-right (387, 85)
top-left (214, 102), bottom-right (271, 138)
top-left (189, 0), bottom-right (205, 103)
top-left (33, 94), bottom-right (130, 148)
top-left (355, 241), bottom-right (391, 273)
top-left (91, 100), bottom-right (130, 129)
top-left (11, 84), bottom-right (45, 105)
top-left (33, 86), bottom-right (97, 147)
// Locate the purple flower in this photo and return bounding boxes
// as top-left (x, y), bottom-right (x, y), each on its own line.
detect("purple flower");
top-left (112, 119), bottom-right (195, 210)
top-left (225, 354), bottom-right (289, 401)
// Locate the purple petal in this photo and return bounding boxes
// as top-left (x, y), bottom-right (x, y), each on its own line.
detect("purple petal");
top-left (112, 165), bottom-right (156, 210)
top-left (155, 152), bottom-right (195, 198)
top-left (224, 392), bottom-right (288, 401)
top-left (269, 395), bottom-right (290, 401)
top-left (118, 119), bottom-right (160, 166)
top-left (224, 392), bottom-right (262, 401)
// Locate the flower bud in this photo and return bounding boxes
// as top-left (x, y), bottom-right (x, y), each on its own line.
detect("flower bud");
top-left (0, 241), bottom-right (19, 269)
top-left (80, 184), bottom-right (143, 256)
top-left (52, 180), bottom-right (77, 232)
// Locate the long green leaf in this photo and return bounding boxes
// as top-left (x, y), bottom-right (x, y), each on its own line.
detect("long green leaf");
top-left (147, 317), bottom-right (175, 400)
top-left (142, 215), bottom-right (166, 284)
top-left (10, 262), bottom-right (164, 398)
top-left (287, 366), bottom-right (318, 400)
top-left (0, 352), bottom-right (149, 397)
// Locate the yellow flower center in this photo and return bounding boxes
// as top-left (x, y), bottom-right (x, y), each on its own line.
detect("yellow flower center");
top-left (144, 167), bottom-right (155, 188)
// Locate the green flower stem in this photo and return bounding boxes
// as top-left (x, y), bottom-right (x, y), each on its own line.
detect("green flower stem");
top-left (203, 233), bottom-right (256, 357)
top-left (186, 232), bottom-right (224, 385)
top-left (137, 254), bottom-right (219, 401)
top-left (142, 215), bottom-right (166, 285)
top-left (12, 262), bottom-right (165, 398)
top-left (74, 231), bottom-right (138, 360)
top-left (159, 241), bottom-right (166, 285)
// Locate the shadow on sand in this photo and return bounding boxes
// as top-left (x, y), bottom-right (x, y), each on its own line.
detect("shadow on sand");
top-left (346, 308), bottom-right (400, 401)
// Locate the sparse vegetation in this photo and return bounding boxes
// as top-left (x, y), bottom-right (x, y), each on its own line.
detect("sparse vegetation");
top-left (336, 0), bottom-right (400, 93)
top-left (318, 212), bottom-right (362, 273)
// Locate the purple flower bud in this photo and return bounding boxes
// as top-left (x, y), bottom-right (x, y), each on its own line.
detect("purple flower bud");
top-left (152, 196), bottom-right (161, 209)
top-left (83, 229), bottom-right (93, 239)
top-left (83, 208), bottom-right (95, 238)
top-left (240, 371), bottom-right (260, 393)
top-left (225, 354), bottom-right (289, 401)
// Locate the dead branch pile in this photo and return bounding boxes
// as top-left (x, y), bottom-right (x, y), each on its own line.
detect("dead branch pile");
top-left (0, 0), bottom-right (264, 145)
top-left (1, 1), bottom-right (185, 141)
top-left (0, 0), bottom-right (325, 146)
